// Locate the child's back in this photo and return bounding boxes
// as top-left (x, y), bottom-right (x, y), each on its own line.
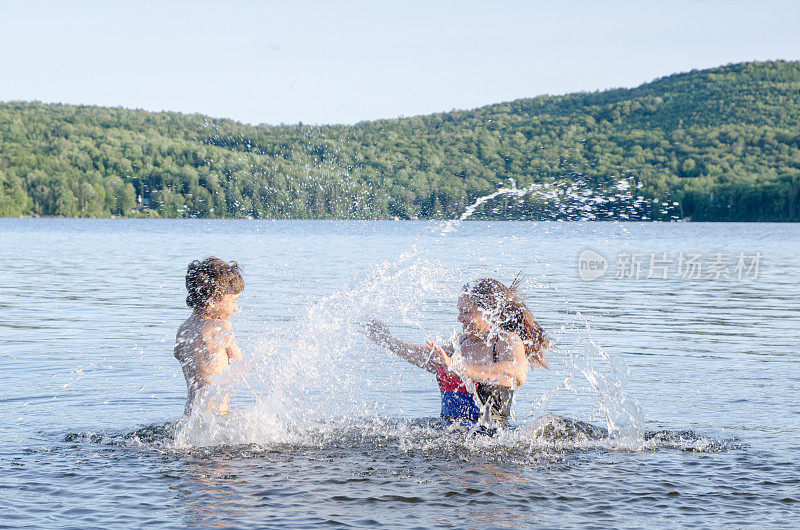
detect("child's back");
top-left (175, 257), bottom-right (244, 414)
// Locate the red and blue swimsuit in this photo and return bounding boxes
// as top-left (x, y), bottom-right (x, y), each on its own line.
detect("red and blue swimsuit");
top-left (435, 338), bottom-right (515, 423)
top-left (436, 365), bottom-right (481, 420)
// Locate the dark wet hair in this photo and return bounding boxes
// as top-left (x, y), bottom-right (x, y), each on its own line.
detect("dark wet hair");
top-left (185, 257), bottom-right (244, 308)
top-left (462, 277), bottom-right (550, 368)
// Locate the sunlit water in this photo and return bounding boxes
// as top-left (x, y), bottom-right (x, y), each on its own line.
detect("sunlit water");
top-left (2, 219), bottom-right (798, 527)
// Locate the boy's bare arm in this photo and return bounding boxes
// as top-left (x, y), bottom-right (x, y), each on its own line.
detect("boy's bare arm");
top-left (223, 320), bottom-right (243, 362)
top-left (227, 336), bottom-right (243, 362)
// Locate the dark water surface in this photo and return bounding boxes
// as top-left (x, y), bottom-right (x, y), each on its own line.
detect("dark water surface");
top-left (2, 219), bottom-right (799, 528)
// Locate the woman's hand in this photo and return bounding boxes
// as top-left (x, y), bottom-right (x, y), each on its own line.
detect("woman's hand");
top-left (426, 340), bottom-right (450, 369)
top-left (361, 319), bottom-right (392, 346)
top-left (361, 320), bottom-right (443, 374)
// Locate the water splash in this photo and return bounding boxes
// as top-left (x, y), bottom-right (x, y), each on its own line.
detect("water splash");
top-left (440, 178), bottom-right (527, 234)
top-left (66, 414), bottom-right (737, 456)
top-left (526, 311), bottom-right (645, 447)
top-left (172, 249), bottom-right (455, 448)
top-left (124, 174), bottom-right (679, 452)
top-left (156, 243), bottom-right (655, 453)
top-left (440, 173), bottom-right (680, 235)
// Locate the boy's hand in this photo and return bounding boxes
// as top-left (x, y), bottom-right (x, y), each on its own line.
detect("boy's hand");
top-left (227, 343), bottom-right (243, 362)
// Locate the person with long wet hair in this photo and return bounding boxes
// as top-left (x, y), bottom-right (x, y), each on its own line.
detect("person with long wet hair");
top-left (363, 277), bottom-right (549, 427)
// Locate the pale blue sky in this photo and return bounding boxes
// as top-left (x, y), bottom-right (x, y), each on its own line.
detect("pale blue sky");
top-left (1, 0), bottom-right (798, 125)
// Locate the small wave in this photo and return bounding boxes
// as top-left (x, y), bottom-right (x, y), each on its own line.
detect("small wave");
top-left (64, 421), bottom-right (178, 448)
top-left (644, 429), bottom-right (741, 452)
top-left (62, 414), bottom-right (737, 456)
top-left (512, 414), bottom-right (737, 453)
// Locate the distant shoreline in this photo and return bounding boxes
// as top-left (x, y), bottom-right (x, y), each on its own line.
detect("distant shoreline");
top-left (2, 60), bottom-right (799, 222)
top-left (4, 215), bottom-right (795, 223)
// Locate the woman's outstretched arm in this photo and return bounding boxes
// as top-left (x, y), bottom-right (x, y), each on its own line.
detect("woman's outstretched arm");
top-left (362, 319), bottom-right (442, 374)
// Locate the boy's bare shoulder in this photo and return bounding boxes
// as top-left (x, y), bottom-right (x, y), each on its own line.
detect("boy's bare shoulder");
top-left (177, 315), bottom-right (201, 338)
top-left (176, 315), bottom-right (192, 332)
top-left (202, 317), bottom-right (233, 335)
top-left (175, 314), bottom-right (233, 348)
top-left (195, 317), bottom-right (234, 345)
top-left (176, 315), bottom-right (216, 343)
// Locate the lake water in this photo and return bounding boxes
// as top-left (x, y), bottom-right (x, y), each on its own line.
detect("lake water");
top-left (2, 218), bottom-right (799, 528)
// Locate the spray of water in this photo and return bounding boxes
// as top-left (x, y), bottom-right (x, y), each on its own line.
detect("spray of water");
top-left (167, 250), bottom-right (650, 453)
top-left (440, 173), bottom-right (678, 236)
top-left (126, 175), bottom-right (710, 454)
top-left (173, 249), bottom-right (454, 448)
top-left (516, 310), bottom-right (645, 449)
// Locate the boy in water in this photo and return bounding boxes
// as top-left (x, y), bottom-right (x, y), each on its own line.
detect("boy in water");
top-left (175, 257), bottom-right (244, 415)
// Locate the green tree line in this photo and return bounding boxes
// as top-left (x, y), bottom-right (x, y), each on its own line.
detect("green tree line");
top-left (1, 60), bottom-right (799, 220)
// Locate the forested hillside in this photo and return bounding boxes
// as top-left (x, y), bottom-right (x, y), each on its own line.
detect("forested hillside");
top-left (1, 60), bottom-right (799, 220)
